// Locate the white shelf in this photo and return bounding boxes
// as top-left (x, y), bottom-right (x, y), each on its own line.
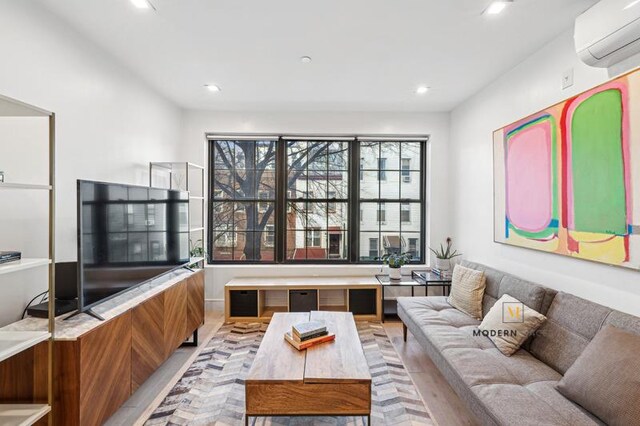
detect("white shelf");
top-left (189, 257), bottom-right (205, 265)
top-left (0, 331), bottom-right (51, 364)
top-left (0, 183), bottom-right (52, 191)
top-left (189, 196), bottom-right (204, 200)
top-left (0, 259), bottom-right (51, 276)
top-left (189, 227), bottom-right (205, 233)
top-left (0, 404), bottom-right (51, 426)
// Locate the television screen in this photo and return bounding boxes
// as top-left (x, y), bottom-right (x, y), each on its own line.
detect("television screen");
top-left (77, 180), bottom-right (190, 311)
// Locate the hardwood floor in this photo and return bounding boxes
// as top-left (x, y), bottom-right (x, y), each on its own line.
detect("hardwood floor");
top-left (106, 311), bottom-right (477, 426)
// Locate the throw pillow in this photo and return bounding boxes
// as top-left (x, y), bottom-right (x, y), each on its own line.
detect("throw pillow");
top-left (448, 264), bottom-right (486, 320)
top-left (478, 294), bottom-right (546, 356)
top-left (556, 326), bottom-right (640, 426)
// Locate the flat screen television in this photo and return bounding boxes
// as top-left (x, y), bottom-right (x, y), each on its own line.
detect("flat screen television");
top-left (77, 180), bottom-right (190, 316)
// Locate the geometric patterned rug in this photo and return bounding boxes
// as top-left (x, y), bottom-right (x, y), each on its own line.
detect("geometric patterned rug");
top-left (145, 321), bottom-right (435, 425)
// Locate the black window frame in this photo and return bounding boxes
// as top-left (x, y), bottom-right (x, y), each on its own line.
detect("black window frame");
top-left (207, 136), bottom-right (428, 265)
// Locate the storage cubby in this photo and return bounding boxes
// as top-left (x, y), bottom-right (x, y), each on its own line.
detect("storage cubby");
top-left (258, 289), bottom-right (288, 319)
top-left (348, 289), bottom-right (378, 316)
top-left (289, 289), bottom-right (318, 312)
top-left (229, 290), bottom-right (258, 317)
top-left (319, 289), bottom-right (348, 312)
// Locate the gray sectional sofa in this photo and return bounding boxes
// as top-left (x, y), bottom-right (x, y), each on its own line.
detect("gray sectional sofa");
top-left (397, 260), bottom-right (640, 426)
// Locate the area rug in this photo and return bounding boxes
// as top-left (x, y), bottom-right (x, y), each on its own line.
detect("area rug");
top-left (145, 321), bottom-right (435, 425)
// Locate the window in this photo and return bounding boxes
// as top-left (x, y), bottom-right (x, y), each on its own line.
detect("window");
top-left (286, 140), bottom-right (349, 261)
top-left (209, 137), bottom-right (426, 264)
top-left (306, 228), bottom-right (322, 247)
top-left (359, 141), bottom-right (423, 260)
top-left (210, 139), bottom-right (277, 261)
top-left (369, 238), bottom-right (379, 259)
top-left (264, 224), bottom-right (275, 247)
top-left (401, 158), bottom-right (411, 182)
top-left (378, 158), bottom-right (387, 181)
top-left (377, 202), bottom-right (386, 223)
top-left (401, 202), bottom-right (411, 222)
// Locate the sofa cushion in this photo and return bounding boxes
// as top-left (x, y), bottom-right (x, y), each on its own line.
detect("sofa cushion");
top-left (529, 292), bottom-right (612, 374)
top-left (557, 326), bottom-right (640, 426)
top-left (448, 265), bottom-right (486, 320)
top-left (472, 382), bottom-right (601, 426)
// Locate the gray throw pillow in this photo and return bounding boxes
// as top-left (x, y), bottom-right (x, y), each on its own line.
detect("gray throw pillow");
top-left (556, 326), bottom-right (640, 426)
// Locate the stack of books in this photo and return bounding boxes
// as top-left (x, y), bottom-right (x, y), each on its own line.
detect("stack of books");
top-left (284, 320), bottom-right (335, 351)
top-left (431, 267), bottom-right (453, 279)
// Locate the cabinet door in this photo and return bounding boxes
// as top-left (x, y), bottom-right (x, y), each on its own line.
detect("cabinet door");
top-left (132, 293), bottom-right (165, 393)
top-left (79, 312), bottom-right (132, 426)
top-left (187, 271), bottom-right (205, 334)
top-left (164, 280), bottom-right (187, 357)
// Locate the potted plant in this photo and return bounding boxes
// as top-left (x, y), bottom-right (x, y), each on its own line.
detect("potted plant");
top-left (429, 237), bottom-right (461, 272)
top-left (381, 252), bottom-right (412, 280)
top-left (190, 239), bottom-right (206, 259)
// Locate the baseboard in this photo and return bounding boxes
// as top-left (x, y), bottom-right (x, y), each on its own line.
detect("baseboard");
top-left (205, 299), bottom-right (224, 312)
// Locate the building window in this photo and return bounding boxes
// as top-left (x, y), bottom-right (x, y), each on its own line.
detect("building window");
top-left (369, 238), bottom-right (379, 259)
top-left (264, 224), bottom-right (275, 247)
top-left (401, 202), bottom-right (411, 222)
top-left (306, 228), bottom-right (322, 247)
top-left (377, 202), bottom-right (386, 223)
top-left (209, 137), bottom-right (426, 264)
top-left (401, 158), bottom-right (411, 182)
top-left (378, 157), bottom-right (387, 181)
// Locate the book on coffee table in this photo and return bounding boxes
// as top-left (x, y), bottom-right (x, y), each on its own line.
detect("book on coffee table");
top-left (284, 331), bottom-right (335, 351)
top-left (292, 320), bottom-right (326, 339)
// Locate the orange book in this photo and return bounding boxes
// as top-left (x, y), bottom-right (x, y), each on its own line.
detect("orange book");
top-left (284, 332), bottom-right (335, 350)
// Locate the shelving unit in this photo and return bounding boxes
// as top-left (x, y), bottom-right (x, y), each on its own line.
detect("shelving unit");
top-left (0, 94), bottom-right (55, 425)
top-left (0, 404), bottom-right (51, 426)
top-left (150, 162), bottom-right (206, 268)
top-left (0, 259), bottom-right (51, 276)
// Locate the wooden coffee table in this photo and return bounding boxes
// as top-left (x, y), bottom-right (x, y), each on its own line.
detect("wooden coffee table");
top-left (245, 311), bottom-right (372, 425)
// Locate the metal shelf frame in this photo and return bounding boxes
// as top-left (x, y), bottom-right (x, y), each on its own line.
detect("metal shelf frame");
top-left (150, 161), bottom-right (206, 268)
top-left (0, 93), bottom-right (55, 425)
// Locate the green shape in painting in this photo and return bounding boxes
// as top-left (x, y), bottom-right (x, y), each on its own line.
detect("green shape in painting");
top-left (571, 89), bottom-right (626, 235)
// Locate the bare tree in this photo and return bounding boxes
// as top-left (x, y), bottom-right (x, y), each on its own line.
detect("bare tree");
top-left (212, 140), bottom-right (352, 260)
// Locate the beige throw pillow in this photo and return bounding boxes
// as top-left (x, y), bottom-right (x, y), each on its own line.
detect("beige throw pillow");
top-left (478, 294), bottom-right (546, 356)
top-left (556, 326), bottom-right (640, 426)
top-left (448, 265), bottom-right (486, 320)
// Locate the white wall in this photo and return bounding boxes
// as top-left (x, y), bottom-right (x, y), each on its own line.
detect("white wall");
top-left (0, 1), bottom-right (182, 324)
top-left (181, 110), bottom-right (451, 306)
top-left (450, 29), bottom-right (640, 316)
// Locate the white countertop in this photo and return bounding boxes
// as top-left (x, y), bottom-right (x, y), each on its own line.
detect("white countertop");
top-left (0, 268), bottom-right (196, 341)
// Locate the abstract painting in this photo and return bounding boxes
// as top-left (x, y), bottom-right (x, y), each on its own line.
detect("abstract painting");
top-left (494, 69), bottom-right (640, 269)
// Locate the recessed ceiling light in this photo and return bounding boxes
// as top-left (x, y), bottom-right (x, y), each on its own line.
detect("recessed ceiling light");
top-left (205, 84), bottom-right (221, 92)
top-left (484, 0), bottom-right (512, 15)
top-left (300, 56), bottom-right (312, 63)
top-left (416, 86), bottom-right (430, 95)
top-left (130, 0), bottom-right (154, 9)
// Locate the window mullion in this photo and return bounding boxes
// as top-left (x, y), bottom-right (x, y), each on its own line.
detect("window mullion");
top-left (275, 137), bottom-right (287, 263)
top-left (349, 140), bottom-right (360, 263)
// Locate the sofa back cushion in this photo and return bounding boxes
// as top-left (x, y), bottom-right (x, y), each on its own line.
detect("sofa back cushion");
top-left (459, 260), bottom-right (556, 317)
top-left (529, 292), bottom-right (640, 375)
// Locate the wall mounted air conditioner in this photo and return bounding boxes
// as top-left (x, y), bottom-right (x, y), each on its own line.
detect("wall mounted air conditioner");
top-left (575, 0), bottom-right (640, 68)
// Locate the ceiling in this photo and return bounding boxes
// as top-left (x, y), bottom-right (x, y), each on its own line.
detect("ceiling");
top-left (38, 0), bottom-right (597, 112)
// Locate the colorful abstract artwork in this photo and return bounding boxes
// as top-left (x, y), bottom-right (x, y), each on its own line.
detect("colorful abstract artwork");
top-left (494, 70), bottom-right (640, 269)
